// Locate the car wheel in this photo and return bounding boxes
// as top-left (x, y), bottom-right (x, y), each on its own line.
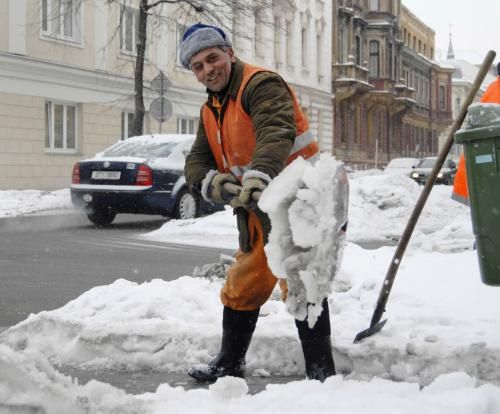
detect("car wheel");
top-left (175, 188), bottom-right (198, 219)
top-left (87, 207), bottom-right (116, 227)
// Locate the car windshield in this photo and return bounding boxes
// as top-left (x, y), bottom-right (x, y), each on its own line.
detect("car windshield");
top-left (418, 158), bottom-right (436, 168)
top-left (101, 140), bottom-right (179, 158)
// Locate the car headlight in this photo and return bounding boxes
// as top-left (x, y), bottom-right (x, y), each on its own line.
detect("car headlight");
top-left (437, 172), bottom-right (443, 178)
top-left (411, 172), bottom-right (419, 178)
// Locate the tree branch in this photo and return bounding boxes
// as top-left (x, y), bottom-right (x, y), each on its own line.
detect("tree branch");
top-left (145, 0), bottom-right (203, 12)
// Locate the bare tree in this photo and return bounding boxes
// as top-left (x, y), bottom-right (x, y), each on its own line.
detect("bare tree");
top-left (46, 0), bottom-right (275, 136)
top-left (132, 0), bottom-right (205, 136)
top-left (132, 0), bottom-right (273, 136)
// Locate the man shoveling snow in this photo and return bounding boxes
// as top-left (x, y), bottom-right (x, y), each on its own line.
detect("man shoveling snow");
top-left (180, 23), bottom-right (348, 383)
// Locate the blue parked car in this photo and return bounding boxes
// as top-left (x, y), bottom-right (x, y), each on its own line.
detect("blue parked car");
top-left (70, 134), bottom-right (223, 226)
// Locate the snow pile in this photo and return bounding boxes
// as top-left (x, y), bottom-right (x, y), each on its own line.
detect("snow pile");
top-left (0, 344), bottom-right (144, 414)
top-left (466, 102), bottom-right (500, 128)
top-left (0, 189), bottom-right (72, 218)
top-left (259, 154), bottom-right (348, 325)
top-left (2, 245), bottom-right (500, 387)
top-left (0, 165), bottom-right (490, 413)
top-left (145, 206), bottom-right (238, 249)
top-left (140, 173), bottom-right (473, 253)
top-left (2, 342), bottom-right (500, 414)
top-left (0, 172), bottom-right (472, 253)
top-left (348, 172), bottom-right (472, 251)
top-left (1, 277), bottom-right (224, 371)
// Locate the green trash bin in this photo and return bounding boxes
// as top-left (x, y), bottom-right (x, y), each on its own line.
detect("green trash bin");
top-left (454, 104), bottom-right (500, 286)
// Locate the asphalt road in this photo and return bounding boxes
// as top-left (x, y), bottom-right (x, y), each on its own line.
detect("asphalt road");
top-left (0, 211), bottom-right (304, 394)
top-left (0, 210), bottom-right (386, 394)
top-left (0, 211), bottom-right (232, 327)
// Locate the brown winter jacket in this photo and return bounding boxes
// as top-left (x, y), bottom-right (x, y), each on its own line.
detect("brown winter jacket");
top-left (184, 59), bottom-right (296, 194)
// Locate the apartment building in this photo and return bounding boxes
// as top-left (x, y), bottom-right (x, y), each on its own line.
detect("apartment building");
top-left (0, 0), bottom-right (332, 190)
top-left (399, 5), bottom-right (454, 159)
top-left (331, 0), bottom-right (453, 168)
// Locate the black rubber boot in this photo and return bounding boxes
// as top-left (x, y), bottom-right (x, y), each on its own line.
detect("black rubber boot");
top-left (295, 299), bottom-right (336, 382)
top-left (188, 307), bottom-right (259, 382)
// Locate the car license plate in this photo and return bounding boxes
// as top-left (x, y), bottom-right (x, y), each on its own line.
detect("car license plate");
top-left (91, 170), bottom-right (121, 180)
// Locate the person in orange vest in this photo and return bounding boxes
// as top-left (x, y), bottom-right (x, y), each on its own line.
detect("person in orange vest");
top-left (453, 62), bottom-right (500, 204)
top-left (179, 24), bottom-right (336, 383)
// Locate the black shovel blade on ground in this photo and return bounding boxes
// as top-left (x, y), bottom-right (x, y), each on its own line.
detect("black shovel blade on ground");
top-left (354, 319), bottom-right (387, 343)
top-left (353, 50), bottom-right (496, 344)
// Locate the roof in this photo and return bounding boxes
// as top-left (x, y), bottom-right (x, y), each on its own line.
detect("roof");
top-left (441, 59), bottom-right (496, 91)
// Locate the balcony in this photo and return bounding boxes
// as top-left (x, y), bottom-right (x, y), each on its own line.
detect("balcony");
top-left (392, 83), bottom-right (416, 117)
top-left (369, 78), bottom-right (396, 93)
top-left (394, 83), bottom-right (415, 100)
top-left (332, 62), bottom-right (372, 101)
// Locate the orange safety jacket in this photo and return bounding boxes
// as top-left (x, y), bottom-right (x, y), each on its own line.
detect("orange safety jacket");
top-left (452, 153), bottom-right (468, 205)
top-left (201, 63), bottom-right (319, 179)
top-left (480, 76), bottom-right (500, 103)
top-left (452, 76), bottom-right (500, 205)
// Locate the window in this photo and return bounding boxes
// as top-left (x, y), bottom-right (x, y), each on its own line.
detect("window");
top-left (417, 76), bottom-right (422, 102)
top-left (339, 25), bottom-right (346, 63)
top-left (274, 16), bottom-right (282, 66)
top-left (341, 107), bottom-right (348, 143)
top-left (369, 40), bottom-right (379, 77)
top-left (316, 34), bottom-right (322, 77)
top-left (41, 0), bottom-right (81, 43)
top-left (455, 96), bottom-right (461, 116)
top-left (301, 27), bottom-right (308, 67)
top-left (354, 105), bottom-right (361, 144)
top-left (231, 5), bottom-right (242, 50)
top-left (121, 111), bottom-right (135, 139)
top-left (285, 20), bottom-right (293, 66)
top-left (45, 101), bottom-right (77, 151)
top-left (388, 42), bottom-right (393, 78)
top-left (439, 85), bottom-right (446, 110)
top-left (355, 36), bottom-right (361, 66)
top-left (176, 23), bottom-right (187, 65)
top-left (177, 117), bottom-right (198, 134)
top-left (254, 8), bottom-right (264, 58)
top-left (369, 0), bottom-right (379, 11)
top-left (120, 4), bottom-right (139, 54)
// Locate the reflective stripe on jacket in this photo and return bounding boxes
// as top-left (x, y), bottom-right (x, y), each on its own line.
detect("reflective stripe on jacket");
top-left (201, 63), bottom-right (319, 178)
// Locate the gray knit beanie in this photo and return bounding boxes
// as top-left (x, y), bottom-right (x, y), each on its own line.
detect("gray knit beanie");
top-left (179, 24), bottom-right (232, 68)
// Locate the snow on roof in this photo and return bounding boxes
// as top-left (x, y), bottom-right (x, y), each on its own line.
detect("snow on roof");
top-left (441, 59), bottom-right (496, 90)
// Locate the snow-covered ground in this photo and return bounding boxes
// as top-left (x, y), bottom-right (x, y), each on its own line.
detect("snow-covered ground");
top-left (2, 167), bottom-right (500, 414)
top-left (0, 189), bottom-right (72, 218)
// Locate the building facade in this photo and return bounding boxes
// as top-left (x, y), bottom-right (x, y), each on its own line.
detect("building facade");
top-left (331, 0), bottom-right (453, 169)
top-left (0, 0), bottom-right (332, 190)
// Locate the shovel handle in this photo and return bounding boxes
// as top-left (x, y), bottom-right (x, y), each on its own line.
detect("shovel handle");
top-left (223, 182), bottom-right (261, 202)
